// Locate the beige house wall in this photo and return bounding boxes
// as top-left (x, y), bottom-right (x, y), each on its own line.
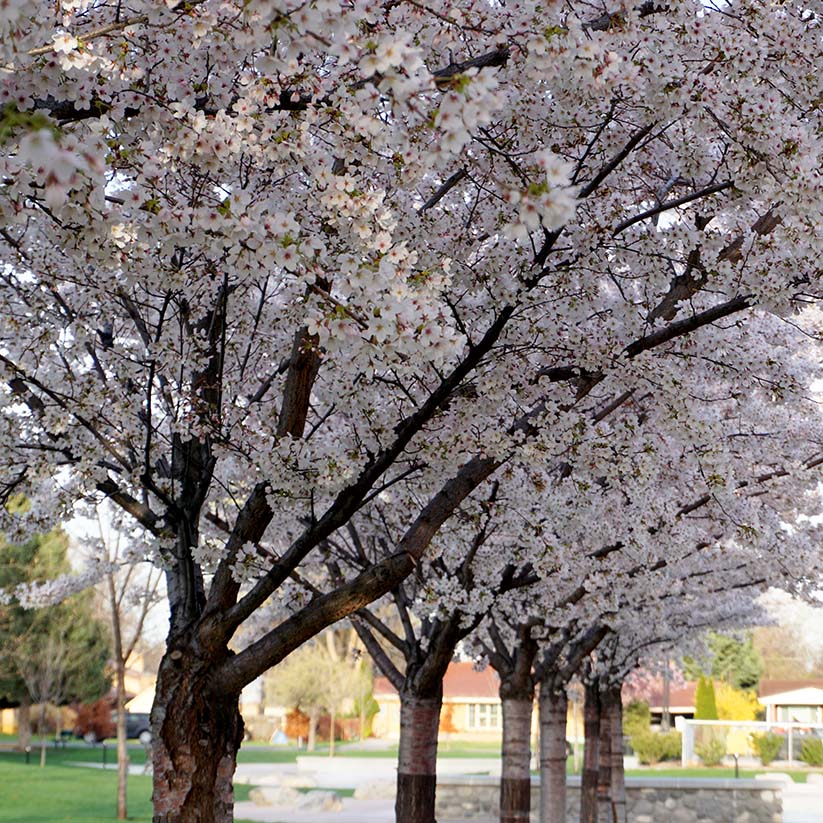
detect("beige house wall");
top-left (372, 696), bottom-right (401, 739)
top-left (373, 693), bottom-right (578, 743)
top-left (1, 708), bottom-right (15, 735)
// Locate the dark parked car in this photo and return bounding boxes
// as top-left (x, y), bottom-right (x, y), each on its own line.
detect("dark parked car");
top-left (75, 706), bottom-right (152, 744)
top-left (122, 712), bottom-right (152, 745)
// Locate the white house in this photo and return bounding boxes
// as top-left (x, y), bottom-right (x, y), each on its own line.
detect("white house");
top-left (758, 679), bottom-right (823, 724)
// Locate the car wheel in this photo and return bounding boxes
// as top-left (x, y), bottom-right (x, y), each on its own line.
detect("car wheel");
top-left (138, 730), bottom-right (152, 745)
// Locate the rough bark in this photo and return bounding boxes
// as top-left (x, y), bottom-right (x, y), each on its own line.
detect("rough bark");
top-left (15, 693), bottom-right (31, 751)
top-left (151, 644), bottom-right (243, 823)
top-left (606, 686), bottom-right (626, 823)
top-left (580, 682), bottom-right (600, 823)
top-left (501, 695), bottom-right (533, 823)
top-left (596, 689), bottom-right (612, 823)
top-left (396, 691), bottom-right (442, 823)
top-left (539, 686), bottom-right (569, 823)
top-left (496, 626), bottom-right (538, 823)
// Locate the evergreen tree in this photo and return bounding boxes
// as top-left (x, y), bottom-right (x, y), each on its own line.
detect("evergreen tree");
top-left (684, 631), bottom-right (764, 691)
top-left (694, 676), bottom-right (719, 720)
top-left (0, 531), bottom-right (111, 752)
top-left (709, 634), bottom-right (763, 691)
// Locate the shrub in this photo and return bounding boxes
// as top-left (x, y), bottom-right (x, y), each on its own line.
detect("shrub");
top-left (695, 738), bottom-right (726, 767)
top-left (661, 730), bottom-right (682, 761)
top-left (624, 701), bottom-right (651, 738)
top-left (631, 730), bottom-right (682, 765)
top-left (716, 683), bottom-right (761, 721)
top-left (800, 737), bottom-right (823, 767)
top-left (284, 707), bottom-right (309, 739)
top-left (750, 732), bottom-right (783, 766)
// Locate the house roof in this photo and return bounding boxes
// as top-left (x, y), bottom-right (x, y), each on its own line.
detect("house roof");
top-left (644, 682), bottom-right (697, 712)
top-left (759, 679), bottom-right (823, 699)
top-left (373, 661), bottom-right (500, 700)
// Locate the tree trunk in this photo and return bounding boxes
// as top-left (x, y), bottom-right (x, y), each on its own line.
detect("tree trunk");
top-left (108, 570), bottom-right (129, 819)
top-left (538, 686), bottom-right (568, 823)
top-left (396, 690), bottom-right (441, 823)
top-left (500, 694), bottom-right (533, 823)
top-left (151, 644), bottom-right (243, 823)
top-left (596, 688), bottom-right (611, 823)
top-left (580, 682), bottom-right (600, 823)
top-left (605, 686), bottom-right (625, 823)
top-left (307, 706), bottom-right (319, 752)
top-left (16, 693), bottom-right (31, 752)
top-left (39, 702), bottom-right (47, 768)
top-left (115, 659), bottom-right (129, 819)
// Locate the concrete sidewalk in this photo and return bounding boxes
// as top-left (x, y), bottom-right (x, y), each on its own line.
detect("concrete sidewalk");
top-left (235, 782), bottom-right (823, 823)
top-left (783, 782), bottom-right (823, 823)
top-left (235, 797), bottom-right (394, 823)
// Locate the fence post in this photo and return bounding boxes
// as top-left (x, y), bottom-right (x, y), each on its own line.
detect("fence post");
top-left (681, 721), bottom-right (693, 767)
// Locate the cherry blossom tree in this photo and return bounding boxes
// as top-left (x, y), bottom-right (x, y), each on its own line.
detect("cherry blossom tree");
top-left (318, 483), bottom-right (539, 823)
top-left (4, 2), bottom-right (823, 822)
top-left (572, 591), bottom-right (769, 823)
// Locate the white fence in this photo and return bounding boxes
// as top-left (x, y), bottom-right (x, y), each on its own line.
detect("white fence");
top-left (681, 719), bottom-right (823, 767)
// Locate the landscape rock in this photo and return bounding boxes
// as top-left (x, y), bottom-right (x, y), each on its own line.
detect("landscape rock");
top-left (295, 789), bottom-right (343, 811)
top-left (248, 786), bottom-right (301, 806)
top-left (354, 780), bottom-right (396, 800)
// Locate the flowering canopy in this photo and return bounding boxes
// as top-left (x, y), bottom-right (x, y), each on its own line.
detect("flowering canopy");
top-left (0, 0), bottom-right (822, 714)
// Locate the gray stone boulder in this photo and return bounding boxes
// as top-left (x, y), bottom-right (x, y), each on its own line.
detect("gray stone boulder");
top-left (295, 790), bottom-right (343, 811)
top-left (354, 780), bottom-right (396, 800)
top-left (248, 786), bottom-right (301, 806)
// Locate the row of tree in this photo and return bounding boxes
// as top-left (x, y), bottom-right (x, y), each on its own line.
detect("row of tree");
top-left (2, 1), bottom-right (823, 822)
top-left (314, 487), bottom-right (780, 823)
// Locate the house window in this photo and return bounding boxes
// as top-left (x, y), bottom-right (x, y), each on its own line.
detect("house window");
top-left (467, 703), bottom-right (501, 730)
top-left (777, 705), bottom-right (820, 723)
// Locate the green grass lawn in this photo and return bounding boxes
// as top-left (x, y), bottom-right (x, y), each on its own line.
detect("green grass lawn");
top-left (0, 739), bottom-right (298, 767)
top-left (0, 760), bottom-right (155, 822)
top-left (624, 765), bottom-right (820, 783)
top-left (0, 742), bottom-right (149, 768)
top-left (274, 740), bottom-right (500, 763)
top-left (236, 745), bottom-right (299, 763)
top-left (0, 758), bottom-right (258, 823)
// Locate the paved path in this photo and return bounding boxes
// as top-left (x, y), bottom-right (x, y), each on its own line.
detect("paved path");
top-left (783, 782), bottom-right (823, 823)
top-left (235, 782), bottom-right (823, 823)
top-left (74, 760), bottom-right (823, 822)
top-left (235, 797), bottom-right (394, 823)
